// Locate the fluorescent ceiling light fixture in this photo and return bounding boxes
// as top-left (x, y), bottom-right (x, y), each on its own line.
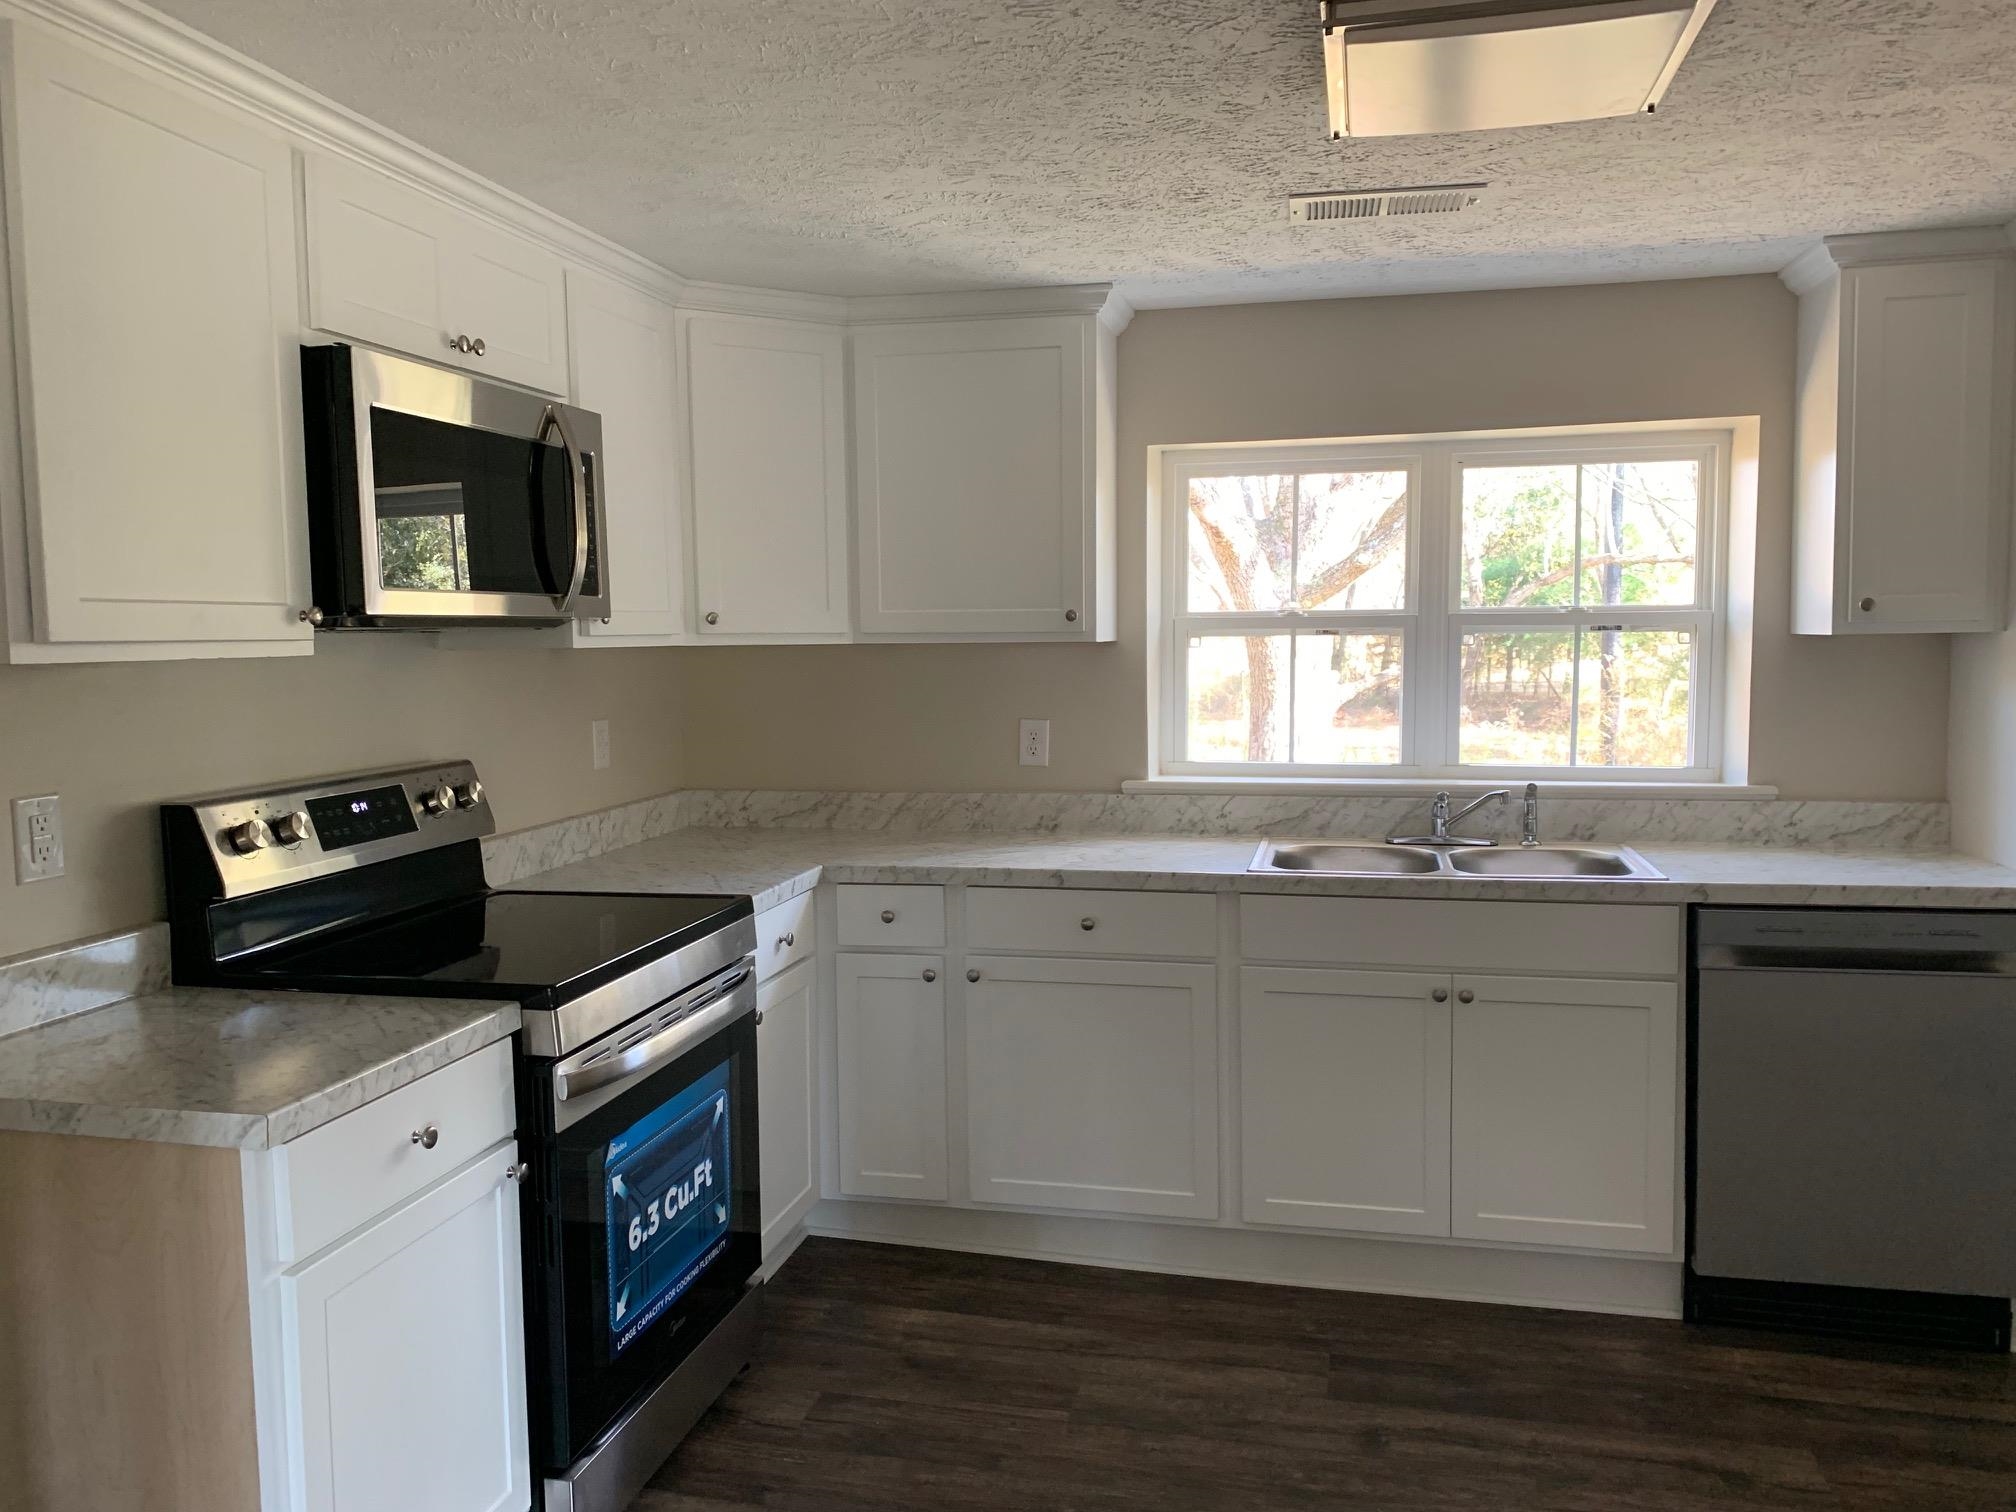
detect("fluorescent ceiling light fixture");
top-left (1321, 0), bottom-right (1720, 139)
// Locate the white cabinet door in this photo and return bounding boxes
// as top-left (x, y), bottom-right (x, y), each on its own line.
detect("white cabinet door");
top-left (2, 27), bottom-right (311, 650)
top-left (282, 1142), bottom-right (530, 1512)
top-left (757, 959), bottom-right (818, 1251)
top-left (852, 316), bottom-right (1096, 637)
top-left (1451, 975), bottom-right (1678, 1254)
top-left (1837, 258), bottom-right (2010, 631)
top-left (1239, 968), bottom-right (1451, 1237)
top-left (965, 956), bottom-right (1218, 1219)
top-left (565, 269), bottom-right (688, 642)
top-left (681, 313), bottom-right (850, 639)
top-left (835, 953), bottom-right (947, 1199)
top-left (304, 154), bottom-right (568, 395)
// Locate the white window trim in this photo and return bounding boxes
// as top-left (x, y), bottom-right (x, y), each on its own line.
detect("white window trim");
top-left (1156, 426), bottom-right (1734, 786)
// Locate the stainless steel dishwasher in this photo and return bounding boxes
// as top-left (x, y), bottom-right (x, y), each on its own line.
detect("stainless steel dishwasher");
top-left (1689, 909), bottom-right (2016, 1350)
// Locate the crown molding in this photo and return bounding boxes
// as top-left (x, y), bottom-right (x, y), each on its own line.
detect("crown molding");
top-left (3, 0), bottom-right (687, 303)
top-left (8, 0), bottom-right (1133, 333)
top-left (1780, 222), bottom-right (2016, 296)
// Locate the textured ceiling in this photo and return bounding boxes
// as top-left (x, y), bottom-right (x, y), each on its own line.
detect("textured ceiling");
top-left (149, 0), bottom-right (2016, 304)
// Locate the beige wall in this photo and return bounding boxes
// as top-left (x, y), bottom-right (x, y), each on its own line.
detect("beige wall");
top-left (680, 276), bottom-right (1951, 799)
top-left (1950, 630), bottom-right (2016, 864)
top-left (0, 638), bottom-right (685, 958)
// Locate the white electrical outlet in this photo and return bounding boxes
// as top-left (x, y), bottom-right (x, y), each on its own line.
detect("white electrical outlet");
top-left (12, 794), bottom-right (63, 883)
top-left (591, 719), bottom-right (611, 771)
top-left (1018, 719), bottom-right (1050, 767)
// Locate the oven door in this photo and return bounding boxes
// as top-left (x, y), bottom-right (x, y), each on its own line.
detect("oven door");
top-left (304, 343), bottom-right (609, 625)
top-left (532, 959), bottom-right (761, 1465)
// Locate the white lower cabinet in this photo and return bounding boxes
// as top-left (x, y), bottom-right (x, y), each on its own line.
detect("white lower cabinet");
top-left (835, 952), bottom-right (948, 1200)
top-left (280, 1140), bottom-right (530, 1512)
top-left (1451, 975), bottom-right (1679, 1254)
top-left (757, 958), bottom-right (819, 1251)
top-left (965, 956), bottom-right (1218, 1219)
top-left (1239, 967), bottom-right (1451, 1237)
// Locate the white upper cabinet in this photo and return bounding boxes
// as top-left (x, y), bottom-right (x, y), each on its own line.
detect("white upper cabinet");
top-left (565, 268), bottom-right (688, 643)
top-left (1786, 231), bottom-right (2016, 634)
top-left (304, 153), bottom-right (569, 395)
top-left (851, 307), bottom-right (1117, 639)
top-left (681, 312), bottom-right (851, 640)
top-left (0, 25), bottom-right (311, 657)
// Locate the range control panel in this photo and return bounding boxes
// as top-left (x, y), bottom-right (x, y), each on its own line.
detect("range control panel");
top-left (162, 761), bottom-right (494, 899)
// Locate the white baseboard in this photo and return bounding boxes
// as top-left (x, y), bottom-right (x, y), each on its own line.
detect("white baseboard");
top-left (803, 1200), bottom-right (1684, 1319)
top-left (760, 1221), bottom-right (811, 1281)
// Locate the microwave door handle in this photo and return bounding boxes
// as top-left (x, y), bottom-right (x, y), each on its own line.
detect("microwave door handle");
top-left (542, 403), bottom-right (590, 615)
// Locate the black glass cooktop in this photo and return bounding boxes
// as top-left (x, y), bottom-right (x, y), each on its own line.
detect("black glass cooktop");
top-left (237, 890), bottom-right (750, 1008)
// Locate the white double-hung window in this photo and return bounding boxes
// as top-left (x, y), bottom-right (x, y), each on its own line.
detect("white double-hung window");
top-left (1160, 427), bottom-right (1727, 782)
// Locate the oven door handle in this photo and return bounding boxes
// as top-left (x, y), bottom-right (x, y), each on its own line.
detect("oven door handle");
top-left (554, 965), bottom-right (754, 1106)
top-left (542, 402), bottom-right (590, 617)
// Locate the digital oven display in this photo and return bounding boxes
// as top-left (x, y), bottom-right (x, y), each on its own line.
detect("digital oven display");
top-left (304, 784), bottom-right (419, 851)
top-left (604, 1062), bottom-right (733, 1357)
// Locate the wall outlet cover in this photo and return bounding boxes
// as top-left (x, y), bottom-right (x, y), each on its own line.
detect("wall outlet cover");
top-left (591, 718), bottom-right (611, 771)
top-left (12, 794), bottom-right (63, 883)
top-left (1019, 719), bottom-right (1051, 767)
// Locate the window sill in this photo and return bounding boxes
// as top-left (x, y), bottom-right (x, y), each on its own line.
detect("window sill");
top-left (1123, 776), bottom-right (1781, 800)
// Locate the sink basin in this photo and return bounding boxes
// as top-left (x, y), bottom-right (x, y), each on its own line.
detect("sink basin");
top-left (1253, 842), bottom-right (1444, 875)
top-left (1248, 839), bottom-right (1663, 880)
top-left (1445, 845), bottom-right (1663, 879)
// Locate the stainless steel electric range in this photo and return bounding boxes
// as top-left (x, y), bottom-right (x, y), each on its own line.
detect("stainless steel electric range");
top-left (162, 760), bottom-right (762, 1512)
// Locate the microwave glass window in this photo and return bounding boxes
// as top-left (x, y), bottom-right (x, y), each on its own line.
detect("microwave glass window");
top-left (369, 407), bottom-right (574, 597)
top-left (376, 484), bottom-right (471, 590)
top-left (604, 1061), bottom-right (733, 1358)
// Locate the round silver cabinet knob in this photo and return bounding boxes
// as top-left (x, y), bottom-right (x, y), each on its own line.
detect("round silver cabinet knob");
top-left (411, 1123), bottom-right (440, 1150)
top-left (1859, 596), bottom-right (1877, 613)
top-left (448, 333), bottom-right (472, 354)
top-left (704, 611), bottom-right (719, 625)
top-left (453, 780), bottom-right (485, 810)
top-left (779, 932), bottom-right (796, 949)
top-left (271, 810), bottom-right (312, 847)
top-left (469, 337), bottom-right (487, 357)
top-left (966, 969), bottom-right (981, 983)
top-left (419, 784), bottom-right (454, 816)
top-left (1456, 989), bottom-right (1475, 1004)
top-left (1079, 917), bottom-right (1097, 931)
top-left (1065, 609), bottom-right (1078, 623)
top-left (922, 968), bottom-right (937, 983)
top-left (227, 818), bottom-right (274, 855)
top-left (1431, 987), bottom-right (1450, 1003)
top-left (504, 1160), bottom-right (530, 1181)
top-left (880, 909), bottom-right (896, 924)
top-left (298, 606), bottom-right (324, 626)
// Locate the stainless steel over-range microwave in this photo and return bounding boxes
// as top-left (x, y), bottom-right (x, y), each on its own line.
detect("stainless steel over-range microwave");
top-left (300, 344), bottom-right (609, 628)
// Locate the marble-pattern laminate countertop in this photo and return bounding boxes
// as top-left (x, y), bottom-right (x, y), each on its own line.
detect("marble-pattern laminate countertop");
top-left (510, 826), bottom-right (2016, 911)
top-left (0, 988), bottom-right (517, 1150)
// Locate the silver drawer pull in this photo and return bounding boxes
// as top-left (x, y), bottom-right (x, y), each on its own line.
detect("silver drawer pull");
top-left (881, 909), bottom-right (896, 923)
top-left (967, 968), bottom-right (981, 983)
top-left (1457, 989), bottom-right (1475, 1004)
top-left (504, 1161), bottom-right (530, 1181)
top-left (411, 1124), bottom-right (440, 1150)
top-left (922, 968), bottom-right (938, 982)
top-left (1080, 917), bottom-right (1097, 931)
top-left (778, 932), bottom-right (796, 949)
top-left (1431, 988), bottom-right (1449, 1003)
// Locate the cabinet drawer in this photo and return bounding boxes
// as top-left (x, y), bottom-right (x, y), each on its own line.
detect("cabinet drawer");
top-left (270, 1039), bottom-right (515, 1263)
top-left (836, 885), bottom-right (945, 948)
top-left (968, 887), bottom-right (1215, 958)
top-left (755, 891), bottom-right (816, 981)
top-left (1240, 896), bottom-right (1679, 978)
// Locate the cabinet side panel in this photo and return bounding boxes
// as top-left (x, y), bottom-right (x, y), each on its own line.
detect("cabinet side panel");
top-left (0, 1130), bottom-right (259, 1510)
top-left (1791, 275), bottom-right (1842, 635)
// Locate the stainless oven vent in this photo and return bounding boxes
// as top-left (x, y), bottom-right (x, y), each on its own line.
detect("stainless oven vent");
top-left (1288, 183), bottom-right (1490, 223)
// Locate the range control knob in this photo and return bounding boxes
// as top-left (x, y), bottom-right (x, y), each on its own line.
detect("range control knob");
top-left (226, 818), bottom-right (274, 855)
top-left (453, 780), bottom-right (485, 810)
top-left (419, 784), bottom-right (454, 816)
top-left (271, 810), bottom-right (312, 848)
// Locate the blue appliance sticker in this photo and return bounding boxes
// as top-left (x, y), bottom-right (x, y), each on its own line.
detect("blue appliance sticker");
top-left (604, 1060), bottom-right (732, 1357)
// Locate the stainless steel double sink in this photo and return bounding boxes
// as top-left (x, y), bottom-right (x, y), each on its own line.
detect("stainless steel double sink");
top-left (1249, 839), bottom-right (1664, 880)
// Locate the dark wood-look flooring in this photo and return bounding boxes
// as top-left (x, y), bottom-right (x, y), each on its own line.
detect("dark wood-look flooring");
top-left (634, 1238), bottom-right (2016, 1512)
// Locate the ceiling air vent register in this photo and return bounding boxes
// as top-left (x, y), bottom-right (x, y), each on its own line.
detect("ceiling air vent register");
top-left (1288, 184), bottom-right (1490, 223)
